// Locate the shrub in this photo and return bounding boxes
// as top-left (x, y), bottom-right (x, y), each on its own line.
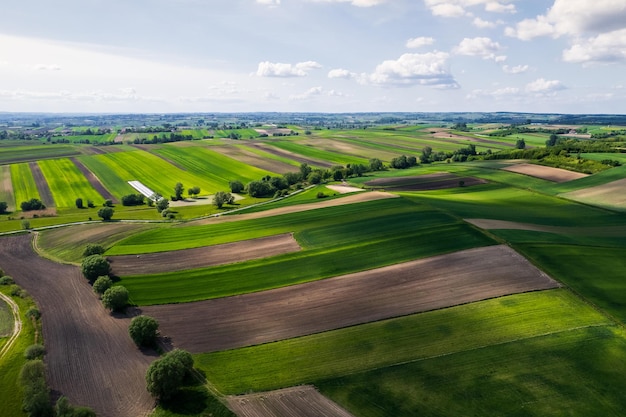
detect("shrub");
top-left (24, 344), bottom-right (46, 360)
top-left (87, 200), bottom-right (95, 208)
top-left (121, 194), bottom-right (145, 206)
top-left (229, 180), bottom-right (244, 193)
top-left (20, 198), bottom-right (46, 211)
top-left (101, 286), bottom-right (129, 311)
top-left (0, 275), bottom-right (14, 285)
top-left (92, 276), bottom-right (113, 295)
top-left (0, 201), bottom-right (8, 214)
top-left (156, 198), bottom-right (169, 213)
top-left (22, 220), bottom-right (31, 230)
top-left (75, 198), bottom-right (84, 209)
top-left (56, 396), bottom-right (96, 417)
top-left (129, 315), bottom-right (159, 347)
top-left (97, 207), bottom-right (114, 221)
top-left (103, 199), bottom-right (113, 207)
top-left (81, 255), bottom-right (111, 281)
top-left (316, 192), bottom-right (327, 199)
top-left (26, 308), bottom-right (41, 320)
top-left (82, 243), bottom-right (105, 257)
top-left (9, 284), bottom-right (22, 297)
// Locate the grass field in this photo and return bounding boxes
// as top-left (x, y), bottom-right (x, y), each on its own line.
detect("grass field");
top-left (10, 163), bottom-right (41, 207)
top-left (268, 140), bottom-right (370, 166)
top-left (0, 297), bottom-right (12, 338)
top-left (37, 159), bottom-right (105, 208)
top-left (0, 165), bottom-right (15, 211)
top-left (195, 289), bottom-right (609, 394)
top-left (0, 144), bottom-right (81, 165)
top-left (77, 155), bottom-right (137, 198)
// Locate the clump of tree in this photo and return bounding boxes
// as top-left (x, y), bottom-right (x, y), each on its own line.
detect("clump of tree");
top-left (156, 198), bottom-right (169, 213)
top-left (229, 180), bottom-right (244, 193)
top-left (121, 194), bottom-right (145, 206)
top-left (83, 243), bottom-right (105, 257)
top-left (21, 198), bottom-right (46, 211)
top-left (213, 191), bottom-right (234, 209)
top-left (81, 255), bottom-right (111, 281)
top-left (20, 360), bottom-right (53, 417)
top-left (0, 201), bottom-right (8, 214)
top-left (187, 186), bottom-right (200, 198)
top-left (75, 198), bottom-right (84, 209)
top-left (92, 276), bottom-right (113, 295)
top-left (55, 396), bottom-right (96, 417)
top-left (101, 286), bottom-right (129, 311)
top-left (129, 315), bottom-right (159, 348)
top-left (172, 182), bottom-right (184, 201)
top-left (146, 349), bottom-right (195, 401)
top-left (24, 344), bottom-right (45, 360)
top-left (97, 207), bottom-right (114, 221)
top-left (390, 155), bottom-right (418, 169)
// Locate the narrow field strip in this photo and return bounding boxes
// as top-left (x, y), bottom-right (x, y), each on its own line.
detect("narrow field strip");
top-left (144, 245), bottom-right (559, 354)
top-left (194, 289), bottom-right (608, 394)
top-left (11, 163), bottom-right (41, 205)
top-left (109, 233), bottom-right (301, 275)
top-left (0, 165), bottom-right (15, 211)
top-left (30, 162), bottom-right (55, 207)
top-left (465, 218), bottom-right (626, 236)
top-left (0, 293), bottom-right (22, 360)
top-left (38, 159), bottom-right (104, 207)
top-left (70, 157), bottom-right (117, 203)
top-left (502, 163), bottom-right (588, 182)
top-left (561, 177), bottom-right (626, 209)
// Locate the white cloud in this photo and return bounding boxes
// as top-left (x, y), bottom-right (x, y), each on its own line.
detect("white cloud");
top-left (472, 17), bottom-right (498, 28)
top-left (430, 4), bottom-right (467, 18)
top-left (34, 64), bottom-right (62, 71)
top-left (406, 37), bottom-right (435, 49)
top-left (424, 1), bottom-right (516, 17)
top-left (453, 37), bottom-right (505, 60)
top-left (562, 28), bottom-right (626, 64)
top-left (366, 52), bottom-right (459, 89)
top-left (256, 61), bottom-right (322, 77)
top-left (485, 1), bottom-right (515, 13)
top-left (467, 86), bottom-right (521, 99)
top-left (307, 0), bottom-right (387, 6)
top-left (328, 68), bottom-right (356, 79)
top-left (256, 0), bottom-right (280, 5)
top-left (289, 86), bottom-right (323, 101)
top-left (526, 78), bottom-right (565, 94)
top-left (502, 64), bottom-right (529, 74)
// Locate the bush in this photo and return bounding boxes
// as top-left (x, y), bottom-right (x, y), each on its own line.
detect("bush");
top-left (22, 220), bottom-right (31, 230)
top-left (121, 194), bottom-right (145, 206)
top-left (101, 286), bottom-right (129, 311)
top-left (229, 180), bottom-right (244, 193)
top-left (0, 275), bottom-right (14, 285)
top-left (10, 284), bottom-right (23, 297)
top-left (0, 201), bottom-right (8, 214)
top-left (81, 255), bottom-right (111, 281)
top-left (20, 198), bottom-right (46, 211)
top-left (92, 276), bottom-right (113, 295)
top-left (97, 207), bottom-right (114, 221)
top-left (103, 199), bottom-right (113, 207)
top-left (82, 243), bottom-right (105, 257)
top-left (75, 198), bottom-right (84, 209)
top-left (129, 315), bottom-right (159, 348)
top-left (316, 192), bottom-right (327, 199)
top-left (24, 344), bottom-right (46, 360)
top-left (26, 308), bottom-right (41, 321)
top-left (156, 198), bottom-right (169, 213)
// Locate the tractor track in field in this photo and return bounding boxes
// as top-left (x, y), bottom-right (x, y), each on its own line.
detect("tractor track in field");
top-left (0, 292), bottom-right (22, 360)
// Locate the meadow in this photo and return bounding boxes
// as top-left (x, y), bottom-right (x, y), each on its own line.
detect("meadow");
top-left (0, 165), bottom-right (15, 211)
top-left (38, 159), bottom-right (105, 208)
top-left (9, 163), bottom-right (41, 206)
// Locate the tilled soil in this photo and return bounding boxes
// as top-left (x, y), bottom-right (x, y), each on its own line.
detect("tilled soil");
top-left (211, 144), bottom-right (297, 174)
top-left (242, 143), bottom-right (335, 168)
top-left (29, 162), bottom-right (55, 207)
top-left (142, 245), bottom-right (559, 354)
top-left (502, 163), bottom-right (588, 182)
top-left (109, 233), bottom-right (301, 275)
top-left (364, 173), bottom-right (487, 191)
top-left (0, 234), bottom-right (154, 417)
top-left (70, 158), bottom-right (118, 203)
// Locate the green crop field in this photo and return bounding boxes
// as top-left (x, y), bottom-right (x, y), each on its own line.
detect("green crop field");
top-left (195, 289), bottom-right (609, 394)
top-left (0, 144), bottom-right (81, 165)
top-left (0, 165), bottom-right (15, 211)
top-left (10, 163), bottom-right (41, 206)
top-left (38, 159), bottom-right (105, 208)
top-left (76, 155), bottom-right (137, 198)
top-left (268, 140), bottom-right (370, 166)
top-left (0, 297), bottom-right (12, 338)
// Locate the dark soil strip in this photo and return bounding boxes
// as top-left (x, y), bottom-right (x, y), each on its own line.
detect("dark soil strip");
top-left (28, 162), bottom-right (55, 207)
top-left (70, 158), bottom-right (118, 203)
top-left (0, 235), bottom-right (153, 417)
top-left (243, 142), bottom-right (335, 168)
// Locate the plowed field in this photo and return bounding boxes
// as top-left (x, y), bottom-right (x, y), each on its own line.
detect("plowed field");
top-left (142, 245), bottom-right (559, 353)
top-left (29, 162), bottom-right (55, 207)
top-left (502, 163), bottom-right (588, 182)
top-left (365, 173), bottom-right (486, 190)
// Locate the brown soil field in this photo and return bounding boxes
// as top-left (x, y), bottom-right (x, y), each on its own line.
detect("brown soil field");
top-left (365, 173), bottom-right (487, 191)
top-left (430, 128), bottom-right (516, 148)
top-left (0, 164), bottom-right (15, 211)
top-left (502, 163), bottom-right (588, 182)
top-left (142, 245), bottom-right (559, 354)
top-left (561, 177), bottom-right (626, 209)
top-left (29, 161), bottom-right (55, 207)
top-left (243, 142), bottom-right (335, 168)
top-left (109, 233), bottom-right (300, 275)
top-left (70, 157), bottom-right (117, 203)
top-left (82, 146), bottom-right (108, 155)
top-left (186, 191), bottom-right (397, 226)
top-left (0, 234), bottom-right (154, 417)
top-left (227, 386), bottom-right (356, 417)
top-left (326, 184), bottom-right (365, 194)
top-left (211, 144), bottom-right (296, 174)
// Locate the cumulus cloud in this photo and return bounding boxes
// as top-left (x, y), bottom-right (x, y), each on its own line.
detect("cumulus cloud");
top-left (34, 64), bottom-right (62, 71)
top-left (308, 0), bottom-right (387, 6)
top-left (328, 68), bottom-right (356, 79)
top-left (289, 86), bottom-right (323, 101)
top-left (562, 28), bottom-right (626, 64)
top-left (453, 37), bottom-right (506, 61)
top-left (526, 78), bottom-right (565, 94)
top-left (366, 52), bottom-right (459, 89)
top-left (472, 17), bottom-right (498, 28)
top-left (467, 86), bottom-right (521, 100)
top-left (256, 61), bottom-right (321, 77)
top-left (423, 0), bottom-right (516, 17)
top-left (406, 37), bottom-right (435, 49)
top-left (256, 0), bottom-right (280, 5)
top-left (502, 64), bottom-right (529, 74)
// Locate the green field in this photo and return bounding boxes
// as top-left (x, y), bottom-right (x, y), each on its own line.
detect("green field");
top-left (37, 159), bottom-right (105, 208)
top-left (0, 165), bottom-right (15, 211)
top-left (0, 297), bottom-right (12, 338)
top-left (0, 144), bottom-right (81, 165)
top-left (195, 289), bottom-right (609, 393)
top-left (10, 163), bottom-right (41, 207)
top-left (268, 140), bottom-right (370, 166)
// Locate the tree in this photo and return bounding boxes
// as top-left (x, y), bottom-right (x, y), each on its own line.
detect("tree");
top-left (103, 199), bottom-right (113, 207)
top-left (420, 146), bottom-right (433, 163)
top-left (121, 194), bottom-right (144, 206)
top-left (97, 207), bottom-right (114, 221)
top-left (229, 180), bottom-right (244, 193)
top-left (308, 172), bottom-right (322, 184)
top-left (299, 163), bottom-right (312, 179)
top-left (156, 198), bottom-right (169, 213)
top-left (246, 181), bottom-right (272, 197)
top-left (0, 201), bottom-right (7, 214)
top-left (101, 286), bottom-right (129, 311)
top-left (187, 186), bottom-right (200, 197)
top-left (515, 138), bottom-right (526, 149)
top-left (20, 198), bottom-right (46, 211)
top-left (92, 276), bottom-right (113, 295)
top-left (174, 182), bottom-right (184, 201)
top-left (213, 191), bottom-right (234, 209)
top-left (75, 198), bottom-right (84, 209)
top-left (352, 163), bottom-right (368, 177)
top-left (369, 158), bottom-right (383, 171)
top-left (129, 315), bottom-right (159, 348)
top-left (83, 243), bottom-right (105, 257)
top-left (283, 172), bottom-right (301, 185)
top-left (21, 220), bottom-right (31, 230)
top-left (56, 396), bottom-right (96, 417)
top-left (146, 349), bottom-right (194, 401)
top-left (81, 255), bottom-right (111, 281)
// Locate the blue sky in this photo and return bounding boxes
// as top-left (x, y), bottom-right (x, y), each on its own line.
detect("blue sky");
top-left (1, 0), bottom-right (625, 113)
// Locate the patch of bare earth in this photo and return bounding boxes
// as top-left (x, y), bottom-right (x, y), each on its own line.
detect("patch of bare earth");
top-left (326, 184), bottom-right (364, 194)
top-left (561, 177), bottom-right (626, 209)
top-left (243, 142), bottom-right (334, 168)
top-left (109, 233), bottom-right (300, 275)
top-left (185, 191), bottom-right (397, 226)
top-left (227, 386), bottom-right (356, 417)
top-left (29, 162), bottom-right (55, 207)
top-left (0, 235), bottom-right (154, 417)
top-left (502, 163), bottom-right (588, 182)
top-left (365, 173), bottom-right (486, 191)
top-left (211, 144), bottom-right (297, 174)
top-left (142, 245), bottom-right (559, 354)
top-left (71, 158), bottom-right (117, 203)
top-left (430, 129), bottom-right (515, 148)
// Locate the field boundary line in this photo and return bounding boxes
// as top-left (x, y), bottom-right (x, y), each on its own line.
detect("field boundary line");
top-left (0, 292), bottom-right (22, 360)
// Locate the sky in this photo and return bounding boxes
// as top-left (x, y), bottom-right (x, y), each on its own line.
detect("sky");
top-left (1, 0), bottom-right (625, 114)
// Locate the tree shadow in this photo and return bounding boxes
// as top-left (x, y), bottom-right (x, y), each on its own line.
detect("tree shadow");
top-left (159, 387), bottom-right (210, 415)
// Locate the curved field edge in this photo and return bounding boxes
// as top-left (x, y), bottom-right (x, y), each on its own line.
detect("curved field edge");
top-left (120, 223), bottom-right (494, 305)
top-left (194, 289), bottom-right (609, 394)
top-left (319, 325), bottom-right (626, 417)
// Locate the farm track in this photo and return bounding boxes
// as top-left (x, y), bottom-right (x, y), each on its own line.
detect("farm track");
top-left (227, 386), bottom-right (356, 417)
top-left (109, 233), bottom-right (301, 275)
top-left (29, 162), bottom-right (55, 207)
top-left (0, 292), bottom-right (22, 360)
top-left (142, 245), bottom-right (559, 353)
top-left (70, 157), bottom-right (118, 203)
top-left (243, 142), bottom-right (335, 168)
top-left (0, 234), bottom-right (153, 417)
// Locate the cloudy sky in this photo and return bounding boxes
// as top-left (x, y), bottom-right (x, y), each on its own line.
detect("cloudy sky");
top-left (1, 0), bottom-right (625, 113)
